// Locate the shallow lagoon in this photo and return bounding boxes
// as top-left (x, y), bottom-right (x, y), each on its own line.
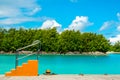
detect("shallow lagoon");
top-left (0, 53), bottom-right (120, 74)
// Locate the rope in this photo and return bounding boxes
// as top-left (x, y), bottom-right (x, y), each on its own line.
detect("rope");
top-left (16, 40), bottom-right (40, 51)
top-left (17, 53), bottom-right (36, 60)
top-left (16, 40), bottom-right (40, 60)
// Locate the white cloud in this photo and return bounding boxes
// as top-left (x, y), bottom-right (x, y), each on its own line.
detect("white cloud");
top-left (109, 34), bottom-right (120, 43)
top-left (0, 0), bottom-right (41, 25)
top-left (66, 16), bottom-right (93, 31)
top-left (0, 7), bottom-right (21, 18)
top-left (29, 7), bottom-right (41, 16)
top-left (0, 17), bottom-right (40, 25)
top-left (99, 21), bottom-right (115, 31)
top-left (117, 26), bottom-right (120, 31)
top-left (100, 13), bottom-right (120, 31)
top-left (0, 16), bottom-right (50, 25)
top-left (117, 13), bottom-right (120, 20)
top-left (40, 20), bottom-right (62, 32)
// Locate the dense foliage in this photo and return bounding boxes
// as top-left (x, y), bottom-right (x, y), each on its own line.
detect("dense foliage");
top-left (112, 41), bottom-right (120, 52)
top-left (0, 27), bottom-right (112, 53)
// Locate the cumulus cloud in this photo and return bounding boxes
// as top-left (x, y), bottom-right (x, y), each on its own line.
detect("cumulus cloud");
top-left (109, 34), bottom-right (120, 44)
top-left (0, 0), bottom-right (41, 25)
top-left (66, 16), bottom-right (93, 31)
top-left (40, 20), bottom-right (62, 32)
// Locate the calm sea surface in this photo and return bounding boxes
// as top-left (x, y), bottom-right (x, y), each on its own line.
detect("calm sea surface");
top-left (0, 53), bottom-right (120, 74)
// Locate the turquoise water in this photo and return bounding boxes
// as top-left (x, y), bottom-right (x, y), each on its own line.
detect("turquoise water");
top-left (0, 54), bottom-right (120, 74)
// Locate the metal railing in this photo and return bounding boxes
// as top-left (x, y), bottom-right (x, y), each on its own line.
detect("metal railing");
top-left (15, 40), bottom-right (41, 68)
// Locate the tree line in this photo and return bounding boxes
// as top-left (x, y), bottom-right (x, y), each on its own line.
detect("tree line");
top-left (0, 27), bottom-right (120, 53)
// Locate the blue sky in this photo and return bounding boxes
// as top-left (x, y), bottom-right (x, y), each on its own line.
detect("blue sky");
top-left (0, 0), bottom-right (120, 43)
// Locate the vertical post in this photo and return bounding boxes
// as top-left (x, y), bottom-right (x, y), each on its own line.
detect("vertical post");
top-left (37, 42), bottom-right (40, 60)
top-left (37, 41), bottom-right (40, 76)
top-left (37, 45), bottom-right (39, 61)
top-left (15, 51), bottom-right (18, 69)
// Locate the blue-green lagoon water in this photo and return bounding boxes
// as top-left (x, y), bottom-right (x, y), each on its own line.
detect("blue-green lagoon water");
top-left (0, 54), bottom-right (120, 74)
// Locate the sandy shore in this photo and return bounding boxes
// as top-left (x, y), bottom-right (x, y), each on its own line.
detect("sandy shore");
top-left (0, 75), bottom-right (120, 80)
top-left (107, 52), bottom-right (120, 54)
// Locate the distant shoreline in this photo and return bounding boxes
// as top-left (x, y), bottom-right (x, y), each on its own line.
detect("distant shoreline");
top-left (0, 51), bottom-right (120, 55)
top-left (106, 52), bottom-right (120, 54)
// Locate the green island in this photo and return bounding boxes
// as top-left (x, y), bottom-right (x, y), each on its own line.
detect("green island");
top-left (0, 28), bottom-right (120, 54)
